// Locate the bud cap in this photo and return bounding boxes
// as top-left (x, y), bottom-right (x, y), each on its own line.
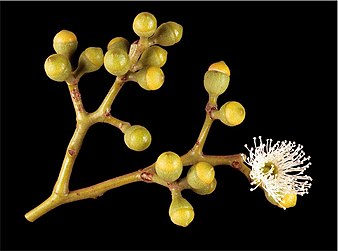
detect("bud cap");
top-left (53, 30), bottom-right (78, 57)
top-left (208, 61), bottom-right (230, 77)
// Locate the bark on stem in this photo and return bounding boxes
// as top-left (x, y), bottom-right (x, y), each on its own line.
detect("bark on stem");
top-left (25, 171), bottom-right (141, 222)
top-left (67, 81), bottom-right (87, 120)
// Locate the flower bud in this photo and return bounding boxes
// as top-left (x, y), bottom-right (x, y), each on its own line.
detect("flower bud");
top-left (204, 65), bottom-right (230, 96)
top-left (44, 54), bottom-right (72, 82)
top-left (137, 46), bottom-right (168, 68)
top-left (149, 22), bottom-right (183, 46)
top-left (53, 30), bottom-right (78, 58)
top-left (104, 48), bottom-right (131, 76)
top-left (218, 101), bottom-right (245, 126)
top-left (192, 178), bottom-right (217, 195)
top-left (187, 162), bottom-right (215, 189)
top-left (77, 47), bottom-right (104, 74)
top-left (278, 193), bottom-right (297, 209)
top-left (133, 12), bottom-right (157, 38)
top-left (264, 192), bottom-right (297, 209)
top-left (107, 37), bottom-right (130, 53)
top-left (169, 195), bottom-right (194, 227)
top-left (124, 125), bottom-right (151, 152)
top-left (133, 66), bottom-right (164, 91)
top-left (155, 151), bottom-right (183, 182)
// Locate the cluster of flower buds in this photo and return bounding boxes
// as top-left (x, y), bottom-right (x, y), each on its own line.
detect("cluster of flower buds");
top-left (204, 61), bottom-right (246, 127)
top-left (45, 29), bottom-right (105, 82)
top-left (43, 12), bottom-right (183, 153)
top-left (154, 151), bottom-right (217, 227)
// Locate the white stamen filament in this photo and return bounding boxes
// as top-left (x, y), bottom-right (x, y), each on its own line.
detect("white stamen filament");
top-left (244, 136), bottom-right (312, 209)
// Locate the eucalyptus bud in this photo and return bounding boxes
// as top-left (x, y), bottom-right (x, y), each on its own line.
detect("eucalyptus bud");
top-left (137, 46), bottom-right (168, 68)
top-left (53, 30), bottom-right (78, 58)
top-left (169, 194), bottom-right (194, 227)
top-left (204, 61), bottom-right (230, 97)
top-left (149, 22), bottom-right (183, 46)
top-left (124, 125), bottom-right (151, 152)
top-left (77, 47), bottom-right (104, 75)
top-left (264, 192), bottom-right (297, 209)
top-left (187, 162), bottom-right (215, 189)
top-left (44, 54), bottom-right (72, 82)
top-left (218, 101), bottom-right (245, 127)
top-left (104, 48), bottom-right (131, 76)
top-left (133, 12), bottom-right (157, 38)
top-left (155, 151), bottom-right (183, 182)
top-left (192, 178), bottom-right (217, 195)
top-left (132, 66), bottom-right (164, 91)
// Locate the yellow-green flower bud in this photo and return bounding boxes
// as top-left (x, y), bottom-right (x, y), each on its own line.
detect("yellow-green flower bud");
top-left (218, 101), bottom-right (245, 126)
top-left (107, 37), bottom-right (130, 53)
top-left (187, 162), bottom-right (215, 189)
top-left (278, 193), bottom-right (297, 209)
top-left (149, 21), bottom-right (183, 46)
top-left (265, 192), bottom-right (297, 209)
top-left (104, 48), bottom-right (131, 76)
top-left (204, 64), bottom-right (230, 96)
top-left (133, 12), bottom-right (157, 38)
top-left (137, 46), bottom-right (168, 68)
top-left (77, 47), bottom-right (104, 74)
top-left (124, 125), bottom-right (151, 152)
top-left (53, 30), bottom-right (78, 58)
top-left (155, 151), bottom-right (183, 182)
top-left (133, 66), bottom-right (164, 91)
top-left (44, 54), bottom-right (72, 82)
top-left (169, 195), bottom-right (194, 227)
top-left (192, 178), bottom-right (217, 195)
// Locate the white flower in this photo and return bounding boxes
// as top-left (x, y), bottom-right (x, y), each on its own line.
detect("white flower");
top-left (244, 136), bottom-right (312, 209)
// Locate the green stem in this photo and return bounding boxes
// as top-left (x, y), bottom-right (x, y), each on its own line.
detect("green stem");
top-left (191, 114), bottom-right (213, 155)
top-left (98, 115), bottom-right (131, 133)
top-left (26, 150), bottom-right (250, 222)
top-left (53, 124), bottom-right (89, 195)
top-left (25, 171), bottom-right (141, 222)
top-left (66, 81), bottom-right (87, 120)
top-left (96, 77), bottom-right (124, 115)
top-left (129, 37), bottom-right (149, 69)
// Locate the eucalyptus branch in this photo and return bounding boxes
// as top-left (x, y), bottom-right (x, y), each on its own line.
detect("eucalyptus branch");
top-left (26, 11), bottom-right (313, 227)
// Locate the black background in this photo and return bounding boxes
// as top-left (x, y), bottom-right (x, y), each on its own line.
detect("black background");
top-left (1, 1), bottom-right (337, 250)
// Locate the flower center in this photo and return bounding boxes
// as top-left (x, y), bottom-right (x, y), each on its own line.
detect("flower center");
top-left (261, 162), bottom-right (278, 176)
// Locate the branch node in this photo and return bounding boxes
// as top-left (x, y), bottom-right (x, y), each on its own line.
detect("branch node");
top-left (68, 149), bottom-right (76, 156)
top-left (205, 102), bottom-right (217, 118)
top-left (232, 161), bottom-right (241, 169)
top-left (140, 172), bottom-right (153, 182)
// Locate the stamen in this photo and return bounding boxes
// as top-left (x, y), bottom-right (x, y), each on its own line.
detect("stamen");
top-left (244, 137), bottom-right (312, 208)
